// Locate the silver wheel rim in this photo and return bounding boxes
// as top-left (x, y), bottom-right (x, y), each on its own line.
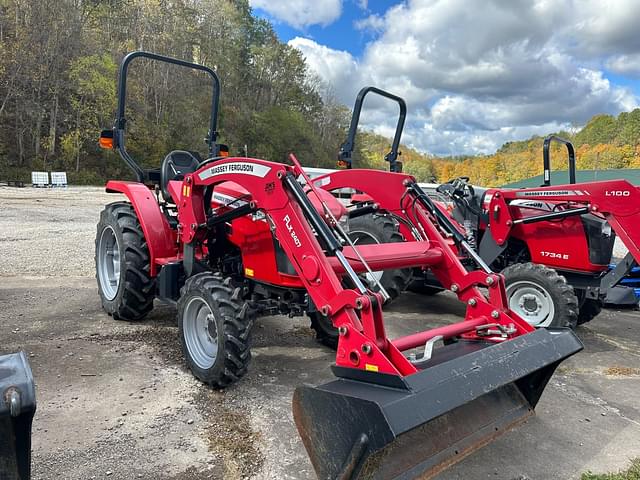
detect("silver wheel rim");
top-left (506, 280), bottom-right (555, 328)
top-left (350, 230), bottom-right (384, 284)
top-left (183, 296), bottom-right (218, 370)
top-left (97, 226), bottom-right (121, 301)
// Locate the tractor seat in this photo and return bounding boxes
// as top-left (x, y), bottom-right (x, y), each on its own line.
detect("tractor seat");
top-left (160, 150), bottom-right (201, 203)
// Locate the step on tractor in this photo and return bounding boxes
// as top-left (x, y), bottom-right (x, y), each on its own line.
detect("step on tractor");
top-left (95, 52), bottom-right (582, 479)
top-left (317, 87), bottom-right (640, 329)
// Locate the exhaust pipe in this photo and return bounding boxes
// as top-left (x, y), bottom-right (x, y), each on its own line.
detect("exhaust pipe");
top-left (0, 351), bottom-right (36, 480)
top-left (293, 328), bottom-right (582, 480)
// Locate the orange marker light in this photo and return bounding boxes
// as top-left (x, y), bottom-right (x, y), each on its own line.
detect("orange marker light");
top-left (99, 136), bottom-right (114, 149)
top-left (99, 129), bottom-right (114, 149)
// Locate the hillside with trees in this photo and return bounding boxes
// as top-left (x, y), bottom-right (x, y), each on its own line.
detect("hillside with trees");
top-left (0, 0), bottom-right (349, 183)
top-left (0, 0), bottom-right (638, 186)
top-left (427, 110), bottom-right (640, 186)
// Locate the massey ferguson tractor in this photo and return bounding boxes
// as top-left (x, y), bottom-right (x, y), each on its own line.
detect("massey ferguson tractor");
top-left (321, 87), bottom-right (640, 331)
top-left (95, 52), bottom-right (582, 479)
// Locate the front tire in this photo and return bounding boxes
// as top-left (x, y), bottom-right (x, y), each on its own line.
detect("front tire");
top-left (308, 311), bottom-right (338, 350)
top-left (502, 263), bottom-right (578, 329)
top-left (95, 202), bottom-right (155, 321)
top-left (178, 273), bottom-right (254, 387)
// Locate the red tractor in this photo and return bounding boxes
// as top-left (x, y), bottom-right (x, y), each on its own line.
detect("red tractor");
top-left (96, 52), bottom-right (581, 479)
top-left (321, 87), bottom-right (640, 330)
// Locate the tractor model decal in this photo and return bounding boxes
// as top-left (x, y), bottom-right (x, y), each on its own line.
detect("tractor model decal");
top-left (199, 162), bottom-right (271, 181)
top-left (283, 214), bottom-right (302, 247)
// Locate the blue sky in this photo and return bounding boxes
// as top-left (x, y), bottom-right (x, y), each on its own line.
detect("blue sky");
top-left (254, 0), bottom-right (391, 57)
top-left (250, 0), bottom-right (640, 156)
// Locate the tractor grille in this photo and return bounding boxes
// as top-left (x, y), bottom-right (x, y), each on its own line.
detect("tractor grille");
top-left (581, 214), bottom-right (615, 266)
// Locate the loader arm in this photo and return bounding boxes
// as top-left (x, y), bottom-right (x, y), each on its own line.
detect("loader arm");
top-left (487, 180), bottom-right (640, 262)
top-left (176, 157), bottom-right (582, 479)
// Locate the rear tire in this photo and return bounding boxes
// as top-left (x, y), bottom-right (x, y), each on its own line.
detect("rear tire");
top-left (95, 202), bottom-right (155, 321)
top-left (348, 214), bottom-right (412, 301)
top-left (308, 311), bottom-right (338, 350)
top-left (502, 263), bottom-right (578, 329)
top-left (178, 273), bottom-right (254, 387)
top-left (577, 297), bottom-right (602, 325)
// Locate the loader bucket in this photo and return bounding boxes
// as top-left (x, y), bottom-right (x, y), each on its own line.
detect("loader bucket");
top-left (0, 351), bottom-right (36, 480)
top-left (293, 328), bottom-right (581, 480)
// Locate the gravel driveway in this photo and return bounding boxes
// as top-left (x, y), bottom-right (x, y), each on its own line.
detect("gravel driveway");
top-left (1, 186), bottom-right (639, 480)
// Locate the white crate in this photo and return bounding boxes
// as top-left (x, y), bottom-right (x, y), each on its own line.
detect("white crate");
top-left (31, 171), bottom-right (49, 187)
top-left (50, 171), bottom-right (68, 187)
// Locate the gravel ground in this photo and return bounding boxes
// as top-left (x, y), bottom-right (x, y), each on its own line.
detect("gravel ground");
top-left (1, 186), bottom-right (640, 480)
top-left (0, 186), bottom-right (120, 276)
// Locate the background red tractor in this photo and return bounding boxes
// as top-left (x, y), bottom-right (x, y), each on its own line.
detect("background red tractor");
top-left (95, 52), bottom-right (582, 479)
top-left (322, 87), bottom-right (640, 330)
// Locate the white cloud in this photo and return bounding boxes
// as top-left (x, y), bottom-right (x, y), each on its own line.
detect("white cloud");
top-left (354, 14), bottom-right (384, 32)
top-left (289, 0), bottom-right (640, 155)
top-left (288, 37), bottom-right (362, 101)
top-left (607, 54), bottom-right (640, 78)
top-left (250, 0), bottom-right (342, 29)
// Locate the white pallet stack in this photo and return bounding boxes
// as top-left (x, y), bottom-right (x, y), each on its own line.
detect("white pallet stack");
top-left (50, 172), bottom-right (68, 188)
top-left (31, 171), bottom-right (49, 188)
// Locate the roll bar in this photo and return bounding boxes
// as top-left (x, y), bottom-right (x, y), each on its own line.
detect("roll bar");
top-left (338, 86), bottom-right (407, 173)
top-left (111, 51), bottom-right (221, 183)
top-left (542, 135), bottom-right (576, 186)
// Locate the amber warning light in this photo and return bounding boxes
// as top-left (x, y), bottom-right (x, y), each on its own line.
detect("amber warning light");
top-left (99, 129), bottom-right (114, 149)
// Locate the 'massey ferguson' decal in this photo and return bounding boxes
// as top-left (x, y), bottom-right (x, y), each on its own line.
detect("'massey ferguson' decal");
top-left (212, 192), bottom-right (247, 208)
top-left (516, 189), bottom-right (590, 197)
top-left (510, 199), bottom-right (554, 211)
top-left (199, 162), bottom-right (271, 181)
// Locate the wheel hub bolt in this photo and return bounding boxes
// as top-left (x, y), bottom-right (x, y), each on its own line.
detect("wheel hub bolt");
top-left (361, 344), bottom-right (372, 355)
top-left (451, 284), bottom-right (459, 292)
top-left (338, 326), bottom-right (348, 336)
top-left (491, 310), bottom-right (500, 319)
top-left (468, 298), bottom-right (477, 307)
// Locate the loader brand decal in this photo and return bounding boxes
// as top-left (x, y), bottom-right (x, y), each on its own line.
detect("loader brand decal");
top-left (283, 214), bottom-right (302, 247)
top-left (198, 162), bottom-right (271, 181)
top-left (516, 189), bottom-right (590, 197)
top-left (605, 190), bottom-right (631, 197)
top-left (510, 199), bottom-right (554, 211)
top-left (540, 251), bottom-right (569, 260)
top-left (212, 192), bottom-right (247, 208)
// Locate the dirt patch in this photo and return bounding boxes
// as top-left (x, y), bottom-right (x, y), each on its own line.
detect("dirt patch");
top-left (195, 388), bottom-right (264, 479)
top-left (605, 366), bottom-right (640, 376)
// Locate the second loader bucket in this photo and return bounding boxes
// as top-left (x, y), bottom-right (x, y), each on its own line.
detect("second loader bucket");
top-left (293, 328), bottom-right (582, 480)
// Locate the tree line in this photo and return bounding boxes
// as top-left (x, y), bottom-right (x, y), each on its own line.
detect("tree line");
top-left (0, 0), bottom-right (349, 183)
top-left (0, 0), bottom-right (638, 187)
top-left (429, 110), bottom-right (640, 186)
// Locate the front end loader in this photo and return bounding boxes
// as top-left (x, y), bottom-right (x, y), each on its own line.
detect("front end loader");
top-left (96, 51), bottom-right (583, 479)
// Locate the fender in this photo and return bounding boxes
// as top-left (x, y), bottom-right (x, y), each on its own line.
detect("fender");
top-left (105, 181), bottom-right (176, 276)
